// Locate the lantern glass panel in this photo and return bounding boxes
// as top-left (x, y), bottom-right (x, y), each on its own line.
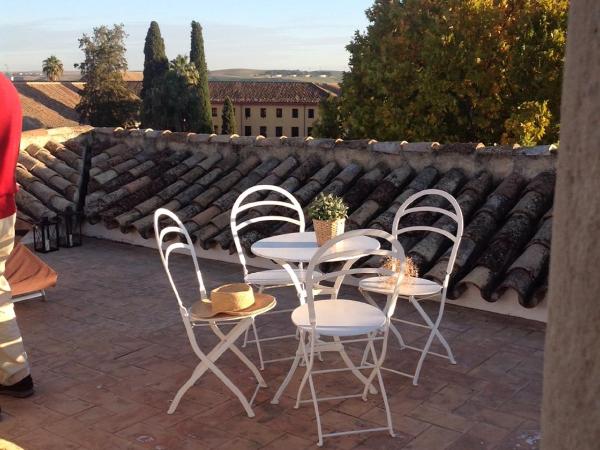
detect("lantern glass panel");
top-left (59, 209), bottom-right (82, 248)
top-left (33, 217), bottom-right (60, 253)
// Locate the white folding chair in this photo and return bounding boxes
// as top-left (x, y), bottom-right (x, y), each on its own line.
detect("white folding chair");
top-left (271, 229), bottom-right (406, 447)
top-left (154, 208), bottom-right (274, 417)
top-left (359, 189), bottom-right (463, 385)
top-left (231, 185), bottom-right (325, 369)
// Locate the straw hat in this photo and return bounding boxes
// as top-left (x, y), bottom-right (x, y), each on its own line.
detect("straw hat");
top-left (191, 283), bottom-right (276, 319)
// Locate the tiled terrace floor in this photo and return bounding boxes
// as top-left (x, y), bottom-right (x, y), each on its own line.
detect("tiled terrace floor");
top-left (0, 239), bottom-right (545, 449)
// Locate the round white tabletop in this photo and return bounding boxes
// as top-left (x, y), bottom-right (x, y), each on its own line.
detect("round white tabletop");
top-left (251, 231), bottom-right (380, 263)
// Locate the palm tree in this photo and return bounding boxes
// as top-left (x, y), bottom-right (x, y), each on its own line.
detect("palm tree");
top-left (42, 56), bottom-right (63, 81)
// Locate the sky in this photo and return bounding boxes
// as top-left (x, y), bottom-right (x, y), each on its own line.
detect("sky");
top-left (0, 0), bottom-right (373, 72)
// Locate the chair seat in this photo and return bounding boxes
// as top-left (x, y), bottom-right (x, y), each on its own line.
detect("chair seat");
top-left (245, 268), bottom-right (321, 286)
top-left (359, 276), bottom-right (442, 297)
top-left (291, 299), bottom-right (386, 337)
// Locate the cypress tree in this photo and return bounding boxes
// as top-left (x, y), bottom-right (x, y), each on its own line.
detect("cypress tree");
top-left (221, 96), bottom-right (236, 135)
top-left (141, 21), bottom-right (168, 127)
top-left (189, 21), bottom-right (213, 133)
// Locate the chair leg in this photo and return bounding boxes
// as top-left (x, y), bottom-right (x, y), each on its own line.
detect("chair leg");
top-left (242, 285), bottom-right (264, 348)
top-left (297, 330), bottom-right (323, 447)
top-left (376, 358), bottom-right (395, 437)
top-left (242, 326), bottom-right (250, 348)
top-left (410, 298), bottom-right (453, 385)
top-left (209, 323), bottom-right (267, 387)
top-left (171, 319), bottom-right (259, 417)
top-left (271, 334), bottom-right (303, 405)
top-left (168, 362), bottom-right (205, 414)
top-left (362, 328), bottom-right (395, 437)
top-left (295, 331), bottom-right (314, 409)
top-left (361, 290), bottom-right (406, 350)
top-left (334, 335), bottom-right (378, 395)
top-left (250, 318), bottom-right (265, 370)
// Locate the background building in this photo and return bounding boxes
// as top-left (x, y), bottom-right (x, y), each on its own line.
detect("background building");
top-left (13, 79), bottom-right (336, 136)
top-left (208, 81), bottom-right (332, 137)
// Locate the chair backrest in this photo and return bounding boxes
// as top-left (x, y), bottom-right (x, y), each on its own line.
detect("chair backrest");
top-left (304, 229), bottom-right (406, 327)
top-left (392, 189), bottom-right (463, 288)
top-left (154, 208), bottom-right (207, 312)
top-left (231, 185), bottom-right (305, 276)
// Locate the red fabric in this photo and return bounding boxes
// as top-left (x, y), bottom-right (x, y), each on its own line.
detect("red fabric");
top-left (0, 73), bottom-right (22, 219)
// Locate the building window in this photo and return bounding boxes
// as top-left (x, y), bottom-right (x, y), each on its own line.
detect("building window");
top-left (275, 126), bottom-right (283, 137)
top-left (307, 127), bottom-right (313, 136)
top-left (214, 125), bottom-right (219, 134)
top-left (292, 108), bottom-right (299, 118)
top-left (308, 108), bottom-right (314, 119)
top-left (291, 127), bottom-right (299, 137)
top-left (260, 126), bottom-right (267, 137)
top-left (260, 108), bottom-right (267, 118)
top-left (245, 107), bottom-right (251, 118)
top-left (245, 126), bottom-right (252, 136)
top-left (212, 107), bottom-right (217, 117)
top-left (276, 108), bottom-right (283, 118)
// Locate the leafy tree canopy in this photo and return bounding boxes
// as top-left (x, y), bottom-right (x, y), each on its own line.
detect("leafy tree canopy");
top-left (221, 96), bottom-right (236, 135)
top-left (141, 21), bottom-right (169, 127)
top-left (75, 24), bottom-right (140, 127)
top-left (339, 0), bottom-right (568, 145)
top-left (313, 95), bottom-right (343, 139)
top-left (145, 55), bottom-right (207, 132)
top-left (189, 21), bottom-right (213, 133)
top-left (42, 55), bottom-right (63, 81)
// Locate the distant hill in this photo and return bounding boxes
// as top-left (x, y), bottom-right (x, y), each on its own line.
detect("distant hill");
top-left (6, 68), bottom-right (344, 84)
top-left (208, 68), bottom-right (343, 83)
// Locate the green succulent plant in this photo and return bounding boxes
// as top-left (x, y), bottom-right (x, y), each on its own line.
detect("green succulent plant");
top-left (308, 193), bottom-right (348, 221)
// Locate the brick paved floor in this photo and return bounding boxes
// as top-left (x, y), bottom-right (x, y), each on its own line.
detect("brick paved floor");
top-left (0, 238), bottom-right (545, 449)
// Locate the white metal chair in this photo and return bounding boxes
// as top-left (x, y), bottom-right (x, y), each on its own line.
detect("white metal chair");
top-left (231, 185), bottom-right (325, 369)
top-left (154, 208), bottom-right (274, 417)
top-left (271, 229), bottom-right (406, 447)
top-left (359, 189), bottom-right (464, 385)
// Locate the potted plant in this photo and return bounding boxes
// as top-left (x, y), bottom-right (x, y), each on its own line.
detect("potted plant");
top-left (308, 193), bottom-right (348, 246)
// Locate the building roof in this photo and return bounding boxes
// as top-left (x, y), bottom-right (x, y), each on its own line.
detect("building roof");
top-left (209, 80), bottom-right (331, 104)
top-left (15, 82), bottom-right (84, 130)
top-left (14, 80), bottom-right (331, 130)
top-left (16, 127), bottom-right (556, 312)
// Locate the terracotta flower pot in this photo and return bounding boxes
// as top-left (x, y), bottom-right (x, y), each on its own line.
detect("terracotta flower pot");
top-left (313, 218), bottom-right (345, 246)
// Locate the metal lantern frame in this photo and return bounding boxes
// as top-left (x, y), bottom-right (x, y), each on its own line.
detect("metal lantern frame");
top-left (59, 207), bottom-right (83, 248)
top-left (33, 217), bottom-right (60, 253)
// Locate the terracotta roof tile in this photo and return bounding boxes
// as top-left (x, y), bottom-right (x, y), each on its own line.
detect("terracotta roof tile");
top-left (16, 127), bottom-right (558, 311)
top-left (14, 80), bottom-right (330, 131)
top-left (209, 81), bottom-right (329, 104)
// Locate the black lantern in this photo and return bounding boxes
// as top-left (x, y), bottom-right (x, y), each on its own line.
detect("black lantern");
top-left (33, 217), bottom-right (60, 253)
top-left (59, 207), bottom-right (83, 248)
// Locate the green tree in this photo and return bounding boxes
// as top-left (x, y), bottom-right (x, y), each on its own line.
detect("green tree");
top-left (340, 0), bottom-right (567, 145)
top-left (141, 21), bottom-right (169, 127)
top-left (75, 24), bottom-right (140, 127)
top-left (189, 21), bottom-right (213, 133)
top-left (221, 96), bottom-right (236, 135)
top-left (146, 55), bottom-right (204, 132)
top-left (312, 95), bottom-right (343, 138)
top-left (42, 55), bottom-right (63, 81)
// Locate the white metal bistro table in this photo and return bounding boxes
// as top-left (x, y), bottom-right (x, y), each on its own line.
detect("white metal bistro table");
top-left (251, 231), bottom-right (381, 299)
top-left (251, 231), bottom-right (382, 396)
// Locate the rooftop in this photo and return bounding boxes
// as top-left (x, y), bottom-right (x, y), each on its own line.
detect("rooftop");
top-left (15, 127), bottom-right (556, 320)
top-left (14, 80), bottom-right (333, 131)
top-left (208, 80), bottom-right (332, 104)
top-left (1, 238), bottom-right (544, 449)
top-left (14, 82), bottom-right (84, 130)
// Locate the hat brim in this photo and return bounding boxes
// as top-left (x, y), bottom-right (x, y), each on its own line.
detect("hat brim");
top-left (191, 293), bottom-right (276, 320)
